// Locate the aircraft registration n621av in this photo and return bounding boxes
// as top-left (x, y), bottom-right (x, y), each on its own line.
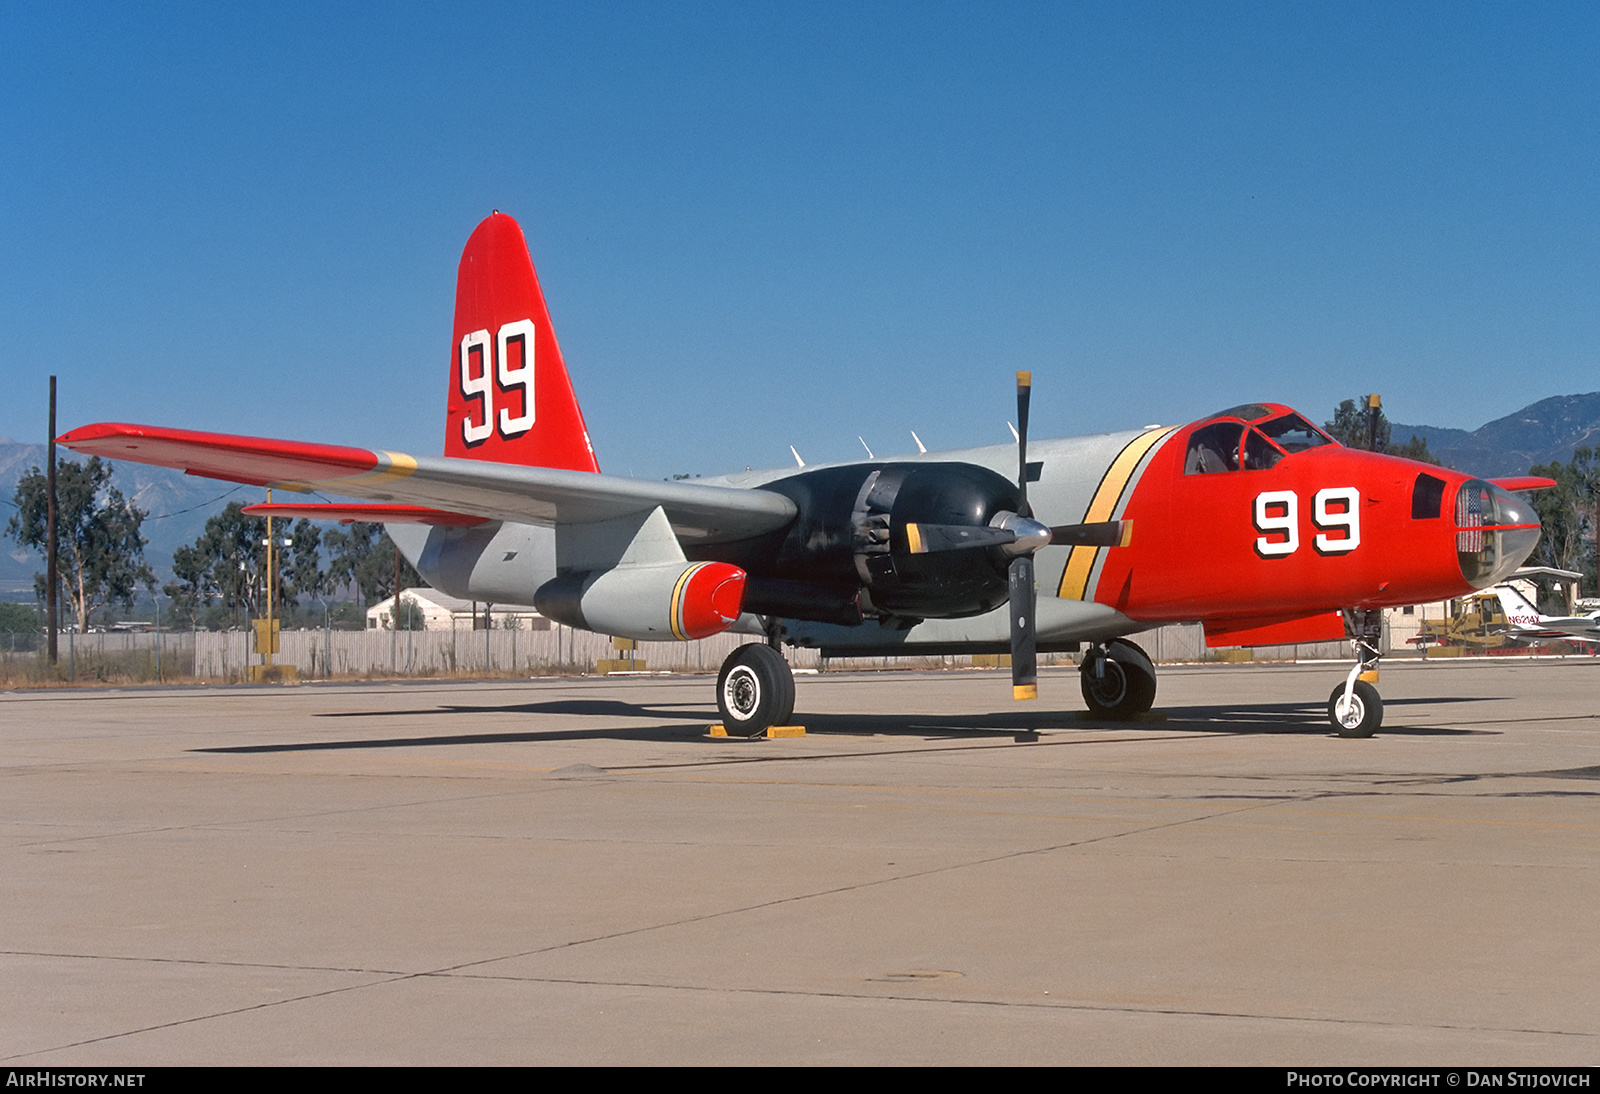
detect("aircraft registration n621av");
top-left (60, 212), bottom-right (1550, 738)
top-left (1491, 585), bottom-right (1600, 644)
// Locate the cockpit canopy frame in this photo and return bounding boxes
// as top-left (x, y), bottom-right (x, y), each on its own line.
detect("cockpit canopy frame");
top-left (1184, 403), bottom-right (1337, 475)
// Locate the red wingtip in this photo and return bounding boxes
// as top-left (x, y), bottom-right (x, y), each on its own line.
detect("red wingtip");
top-left (1489, 476), bottom-right (1558, 493)
top-left (444, 212), bottom-right (600, 473)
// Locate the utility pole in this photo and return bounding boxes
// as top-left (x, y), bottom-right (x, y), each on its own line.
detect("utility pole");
top-left (46, 376), bottom-right (58, 664)
top-left (265, 489), bottom-right (274, 670)
top-left (391, 541), bottom-right (400, 673)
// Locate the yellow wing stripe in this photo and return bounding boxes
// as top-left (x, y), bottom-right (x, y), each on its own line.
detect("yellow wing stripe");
top-left (292, 450), bottom-right (420, 493)
top-left (1057, 427), bottom-right (1173, 601)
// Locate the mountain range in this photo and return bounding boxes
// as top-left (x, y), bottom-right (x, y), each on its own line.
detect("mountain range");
top-left (4, 390), bottom-right (1598, 598)
top-left (1392, 392), bottom-right (1600, 481)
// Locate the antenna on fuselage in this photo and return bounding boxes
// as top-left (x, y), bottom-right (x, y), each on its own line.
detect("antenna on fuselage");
top-left (789, 446), bottom-right (805, 468)
top-left (911, 431), bottom-right (926, 454)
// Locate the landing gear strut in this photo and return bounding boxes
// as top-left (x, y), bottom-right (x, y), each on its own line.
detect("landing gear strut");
top-left (1329, 609), bottom-right (1383, 738)
top-left (1080, 638), bottom-right (1158, 719)
top-left (716, 624), bottom-right (795, 737)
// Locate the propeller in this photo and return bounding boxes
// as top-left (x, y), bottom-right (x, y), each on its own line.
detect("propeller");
top-left (1005, 373), bottom-right (1133, 700)
top-left (900, 373), bottom-right (1134, 702)
top-left (1011, 371), bottom-right (1038, 700)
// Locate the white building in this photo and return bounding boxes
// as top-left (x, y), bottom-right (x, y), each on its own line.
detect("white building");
top-left (366, 588), bottom-right (549, 632)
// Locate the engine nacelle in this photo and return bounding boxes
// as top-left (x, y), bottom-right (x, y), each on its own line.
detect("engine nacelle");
top-left (716, 462), bottom-right (1022, 622)
top-left (534, 560), bottom-right (747, 641)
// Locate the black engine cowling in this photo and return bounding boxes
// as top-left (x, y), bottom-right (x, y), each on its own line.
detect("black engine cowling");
top-left (701, 462), bottom-right (1022, 623)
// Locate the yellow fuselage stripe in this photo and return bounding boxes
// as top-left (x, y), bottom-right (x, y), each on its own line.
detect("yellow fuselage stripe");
top-left (1057, 427), bottom-right (1174, 601)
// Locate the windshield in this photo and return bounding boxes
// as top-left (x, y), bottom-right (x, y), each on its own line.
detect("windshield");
top-left (1259, 413), bottom-right (1334, 453)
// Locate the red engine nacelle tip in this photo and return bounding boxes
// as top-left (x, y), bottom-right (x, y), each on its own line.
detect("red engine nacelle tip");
top-left (677, 562), bottom-right (748, 639)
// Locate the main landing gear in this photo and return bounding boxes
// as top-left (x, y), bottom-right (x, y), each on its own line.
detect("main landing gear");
top-left (1079, 638), bottom-right (1158, 719)
top-left (715, 625), bottom-right (796, 737)
top-left (1328, 609), bottom-right (1383, 738)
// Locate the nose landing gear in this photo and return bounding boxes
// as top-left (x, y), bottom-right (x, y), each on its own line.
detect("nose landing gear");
top-left (1330, 609), bottom-right (1383, 737)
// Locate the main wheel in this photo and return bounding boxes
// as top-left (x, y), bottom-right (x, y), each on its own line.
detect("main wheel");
top-left (716, 644), bottom-right (795, 736)
top-left (1080, 639), bottom-right (1157, 719)
top-left (1327, 680), bottom-right (1382, 737)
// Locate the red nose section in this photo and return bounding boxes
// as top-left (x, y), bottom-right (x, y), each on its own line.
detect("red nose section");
top-left (677, 562), bottom-right (748, 639)
top-left (445, 212), bottom-right (599, 473)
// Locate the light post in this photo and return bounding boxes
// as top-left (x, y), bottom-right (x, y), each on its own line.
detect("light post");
top-left (260, 525), bottom-right (292, 673)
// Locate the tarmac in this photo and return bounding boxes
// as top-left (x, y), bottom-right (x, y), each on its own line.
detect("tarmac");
top-left (2, 657), bottom-right (1597, 1065)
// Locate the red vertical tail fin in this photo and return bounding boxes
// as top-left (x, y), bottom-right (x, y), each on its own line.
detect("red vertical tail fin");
top-left (445, 212), bottom-right (600, 472)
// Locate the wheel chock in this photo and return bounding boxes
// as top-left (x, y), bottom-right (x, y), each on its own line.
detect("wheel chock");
top-left (708, 724), bottom-right (806, 738)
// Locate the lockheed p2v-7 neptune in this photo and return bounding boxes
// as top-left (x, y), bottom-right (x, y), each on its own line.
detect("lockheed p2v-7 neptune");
top-left (60, 212), bottom-right (1548, 737)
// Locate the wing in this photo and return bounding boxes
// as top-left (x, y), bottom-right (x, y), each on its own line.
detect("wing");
top-left (1523, 618), bottom-right (1600, 641)
top-left (58, 423), bottom-right (797, 544)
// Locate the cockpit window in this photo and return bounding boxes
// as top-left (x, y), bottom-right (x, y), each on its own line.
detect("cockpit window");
top-left (1258, 413), bottom-right (1335, 453)
top-left (1187, 411), bottom-right (1333, 474)
top-left (1242, 429), bottom-right (1287, 471)
top-left (1207, 404), bottom-right (1273, 423)
top-left (1185, 421), bottom-right (1244, 473)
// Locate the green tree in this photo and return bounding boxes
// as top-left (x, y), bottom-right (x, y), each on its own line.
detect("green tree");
top-left (6, 457), bottom-right (156, 632)
top-left (323, 523), bottom-right (420, 606)
top-left (0, 601), bottom-right (42, 637)
top-left (280, 518), bottom-right (325, 603)
top-left (0, 602), bottom-right (41, 652)
top-left (1527, 447), bottom-right (1597, 595)
top-left (382, 594), bottom-right (426, 631)
top-left (1326, 398), bottom-right (1390, 451)
top-left (167, 503), bottom-right (262, 624)
top-left (1325, 398), bottom-right (1440, 464)
top-left (165, 504), bottom-right (325, 626)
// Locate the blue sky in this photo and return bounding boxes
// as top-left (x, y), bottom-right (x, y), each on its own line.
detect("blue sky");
top-left (2, 2), bottom-right (1595, 480)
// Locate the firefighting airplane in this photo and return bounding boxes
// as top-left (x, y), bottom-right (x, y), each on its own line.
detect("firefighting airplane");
top-left (60, 212), bottom-right (1549, 738)
top-left (1491, 586), bottom-right (1600, 644)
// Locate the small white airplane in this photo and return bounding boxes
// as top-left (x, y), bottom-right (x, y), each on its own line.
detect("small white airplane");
top-left (1490, 585), bottom-right (1600, 643)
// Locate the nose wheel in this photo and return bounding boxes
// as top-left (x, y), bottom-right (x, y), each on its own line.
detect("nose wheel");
top-left (1330, 609), bottom-right (1383, 737)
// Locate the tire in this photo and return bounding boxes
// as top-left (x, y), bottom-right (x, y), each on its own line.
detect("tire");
top-left (1327, 680), bottom-right (1382, 738)
top-left (716, 644), bottom-right (795, 735)
top-left (1080, 639), bottom-right (1158, 719)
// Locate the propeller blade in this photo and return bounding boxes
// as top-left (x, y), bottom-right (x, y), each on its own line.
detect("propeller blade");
top-left (904, 513), bottom-right (1055, 555)
top-left (1049, 519), bottom-right (1132, 548)
top-left (1009, 553), bottom-right (1037, 700)
top-left (904, 522), bottom-right (1018, 554)
top-left (1015, 371), bottom-right (1032, 515)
